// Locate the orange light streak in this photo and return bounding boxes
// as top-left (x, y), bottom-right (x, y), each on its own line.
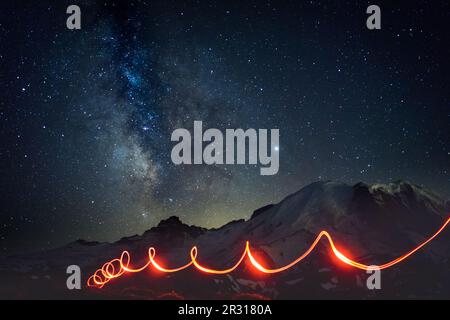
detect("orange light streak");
top-left (87, 217), bottom-right (450, 288)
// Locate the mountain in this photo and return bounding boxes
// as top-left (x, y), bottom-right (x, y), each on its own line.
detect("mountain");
top-left (0, 180), bottom-right (449, 299)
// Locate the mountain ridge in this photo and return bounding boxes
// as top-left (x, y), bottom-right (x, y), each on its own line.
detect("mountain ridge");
top-left (1, 180), bottom-right (449, 299)
top-left (67, 180), bottom-right (450, 247)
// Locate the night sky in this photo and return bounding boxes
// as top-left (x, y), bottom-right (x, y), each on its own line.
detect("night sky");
top-left (1, 0), bottom-right (450, 253)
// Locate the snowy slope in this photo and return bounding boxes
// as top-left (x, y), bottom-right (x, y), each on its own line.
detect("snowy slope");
top-left (0, 181), bottom-right (449, 299)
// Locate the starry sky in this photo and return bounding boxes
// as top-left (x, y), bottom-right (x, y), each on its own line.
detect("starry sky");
top-left (1, 0), bottom-right (450, 253)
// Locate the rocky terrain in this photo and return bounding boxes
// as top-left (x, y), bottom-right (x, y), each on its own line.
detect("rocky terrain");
top-left (1, 180), bottom-right (449, 299)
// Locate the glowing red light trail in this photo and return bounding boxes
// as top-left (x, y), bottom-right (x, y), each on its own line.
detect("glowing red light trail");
top-left (87, 217), bottom-right (450, 288)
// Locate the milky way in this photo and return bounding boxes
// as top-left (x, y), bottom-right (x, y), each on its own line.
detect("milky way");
top-left (1, 0), bottom-right (450, 253)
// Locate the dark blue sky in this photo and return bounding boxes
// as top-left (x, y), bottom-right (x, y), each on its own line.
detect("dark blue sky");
top-left (1, 0), bottom-right (449, 253)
